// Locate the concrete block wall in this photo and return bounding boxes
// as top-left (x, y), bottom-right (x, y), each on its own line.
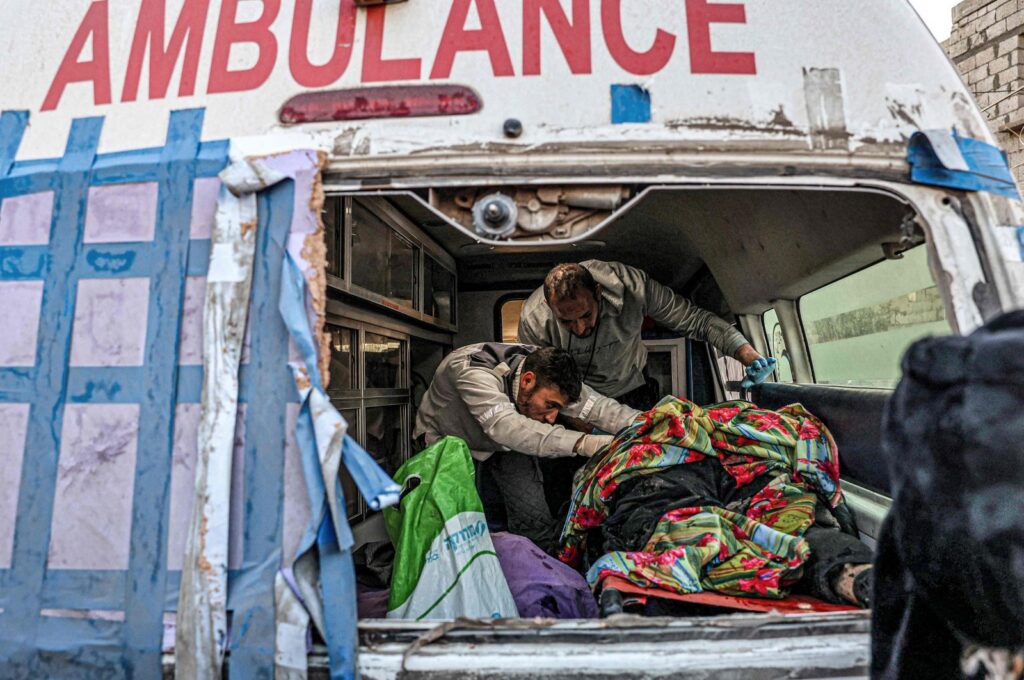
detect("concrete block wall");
top-left (944, 0), bottom-right (1024, 182)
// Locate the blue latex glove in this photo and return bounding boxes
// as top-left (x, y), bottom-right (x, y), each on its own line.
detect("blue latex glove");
top-left (741, 357), bottom-right (778, 389)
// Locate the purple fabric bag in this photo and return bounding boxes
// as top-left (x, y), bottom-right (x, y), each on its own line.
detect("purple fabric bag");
top-left (357, 533), bottom-right (598, 619)
top-left (492, 532), bottom-right (599, 619)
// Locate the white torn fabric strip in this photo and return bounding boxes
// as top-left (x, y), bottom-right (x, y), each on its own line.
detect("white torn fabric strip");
top-left (176, 182), bottom-right (257, 680)
top-left (274, 572), bottom-right (310, 680)
top-left (177, 137), bottom-right (326, 680)
top-left (178, 136), bottom-right (397, 680)
top-left (207, 243), bottom-right (247, 283)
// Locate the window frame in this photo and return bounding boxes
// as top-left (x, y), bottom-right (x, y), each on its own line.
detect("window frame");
top-left (643, 338), bottom-right (688, 397)
top-left (493, 292), bottom-right (532, 343)
top-left (760, 306), bottom-right (796, 385)
top-left (325, 317), bottom-right (412, 522)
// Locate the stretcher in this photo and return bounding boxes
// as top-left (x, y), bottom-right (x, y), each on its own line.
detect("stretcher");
top-left (599, 575), bottom-right (860, 616)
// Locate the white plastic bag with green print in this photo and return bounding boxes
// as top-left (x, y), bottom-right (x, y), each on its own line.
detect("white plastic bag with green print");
top-left (383, 436), bottom-right (518, 620)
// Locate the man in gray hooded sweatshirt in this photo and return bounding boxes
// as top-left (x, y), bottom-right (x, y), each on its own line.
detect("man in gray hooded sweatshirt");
top-left (414, 343), bottom-right (638, 552)
top-left (519, 260), bottom-right (771, 410)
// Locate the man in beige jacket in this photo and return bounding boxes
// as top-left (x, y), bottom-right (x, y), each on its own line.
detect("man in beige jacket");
top-left (519, 260), bottom-right (772, 410)
top-left (414, 343), bottom-right (638, 552)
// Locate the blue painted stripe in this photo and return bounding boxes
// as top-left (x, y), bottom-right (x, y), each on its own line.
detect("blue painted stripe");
top-left (35, 615), bottom-right (126, 679)
top-left (121, 108), bottom-right (209, 679)
top-left (228, 183), bottom-right (294, 678)
top-left (77, 242), bottom-right (222, 280)
top-left (0, 172), bottom-right (59, 198)
top-left (175, 365), bottom-right (298, 406)
top-left (198, 140), bottom-right (230, 163)
top-left (90, 146), bottom-right (166, 172)
top-left (90, 165), bottom-right (163, 186)
top-left (1017, 226), bottom-right (1024, 261)
top-left (81, 157), bottom-right (224, 185)
top-left (0, 367), bottom-right (35, 401)
top-left (0, 246), bottom-right (47, 279)
top-left (64, 369), bottom-right (291, 408)
top-left (79, 245), bottom-right (146, 277)
top-left (3, 144), bottom-right (222, 186)
top-left (41, 571), bottom-right (127, 610)
top-left (187, 239), bottom-right (212, 275)
top-left (60, 142), bottom-right (225, 176)
top-left (0, 112), bottom-right (29, 178)
top-left (0, 116), bottom-right (103, 668)
top-left (176, 364), bottom-right (205, 403)
top-left (67, 367), bottom-right (143, 403)
top-left (1, 567), bottom-right (245, 612)
top-left (5, 159), bottom-right (60, 178)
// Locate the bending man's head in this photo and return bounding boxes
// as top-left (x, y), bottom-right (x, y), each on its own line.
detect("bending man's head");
top-left (516, 347), bottom-right (582, 424)
top-left (544, 263), bottom-right (601, 339)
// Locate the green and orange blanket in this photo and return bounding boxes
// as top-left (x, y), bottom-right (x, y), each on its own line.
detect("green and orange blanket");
top-left (557, 397), bottom-right (845, 599)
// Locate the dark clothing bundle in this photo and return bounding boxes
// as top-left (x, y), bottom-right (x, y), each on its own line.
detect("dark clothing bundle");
top-left (872, 311), bottom-right (1024, 679)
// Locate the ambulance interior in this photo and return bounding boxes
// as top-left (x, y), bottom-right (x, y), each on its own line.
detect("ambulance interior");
top-left (325, 183), bottom-right (940, 619)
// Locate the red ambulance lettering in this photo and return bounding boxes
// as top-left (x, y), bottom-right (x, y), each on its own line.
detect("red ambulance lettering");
top-left (290, 0), bottom-right (358, 87)
top-left (122, 0), bottom-right (211, 102)
top-left (42, 0), bottom-right (112, 111)
top-left (523, 0), bottom-right (592, 76)
top-left (601, 0), bottom-right (675, 76)
top-left (431, 0), bottom-right (515, 79)
top-left (362, 5), bottom-right (422, 82)
top-left (42, 0), bottom-right (759, 110)
top-left (686, 0), bottom-right (756, 74)
top-left (208, 0), bottom-right (281, 94)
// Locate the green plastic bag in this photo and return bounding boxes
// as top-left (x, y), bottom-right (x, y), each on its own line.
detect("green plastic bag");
top-left (384, 436), bottom-right (518, 620)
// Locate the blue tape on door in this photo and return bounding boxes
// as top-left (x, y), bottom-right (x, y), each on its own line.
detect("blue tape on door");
top-left (908, 130), bottom-right (1022, 200)
top-left (611, 85), bottom-right (652, 124)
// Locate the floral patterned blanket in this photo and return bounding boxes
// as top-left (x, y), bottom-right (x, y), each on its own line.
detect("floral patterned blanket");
top-left (557, 397), bottom-right (844, 599)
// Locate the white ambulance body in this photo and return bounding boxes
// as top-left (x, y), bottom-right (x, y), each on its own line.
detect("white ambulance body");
top-left (1, 0), bottom-right (1022, 677)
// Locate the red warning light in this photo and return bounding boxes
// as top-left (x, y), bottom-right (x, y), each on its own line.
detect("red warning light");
top-left (280, 85), bottom-right (482, 124)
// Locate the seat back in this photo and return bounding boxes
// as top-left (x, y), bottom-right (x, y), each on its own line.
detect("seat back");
top-left (750, 383), bottom-right (892, 495)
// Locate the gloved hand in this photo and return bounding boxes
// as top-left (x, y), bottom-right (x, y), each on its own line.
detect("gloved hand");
top-left (741, 357), bottom-right (778, 389)
top-left (574, 434), bottom-right (615, 457)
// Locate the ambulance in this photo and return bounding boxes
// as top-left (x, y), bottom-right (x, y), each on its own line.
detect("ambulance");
top-left (0, 0), bottom-right (1021, 677)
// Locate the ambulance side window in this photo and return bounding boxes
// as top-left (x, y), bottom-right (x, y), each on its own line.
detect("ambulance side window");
top-left (799, 246), bottom-right (948, 388)
top-left (496, 295), bottom-right (528, 343)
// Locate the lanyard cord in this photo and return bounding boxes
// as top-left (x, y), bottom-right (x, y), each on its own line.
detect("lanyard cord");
top-left (569, 302), bottom-right (601, 384)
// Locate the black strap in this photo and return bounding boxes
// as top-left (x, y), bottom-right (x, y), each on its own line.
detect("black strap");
top-left (502, 352), bottom-right (528, 401)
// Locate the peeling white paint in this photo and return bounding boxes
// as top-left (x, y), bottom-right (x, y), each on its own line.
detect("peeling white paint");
top-left (898, 186), bottom-right (989, 334)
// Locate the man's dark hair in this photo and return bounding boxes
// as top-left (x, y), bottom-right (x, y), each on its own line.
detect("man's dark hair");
top-left (543, 263), bottom-right (599, 304)
top-left (523, 347), bottom-right (582, 403)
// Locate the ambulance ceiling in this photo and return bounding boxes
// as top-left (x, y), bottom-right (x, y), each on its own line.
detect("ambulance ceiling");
top-left (617, 188), bottom-right (911, 313)
top-left (391, 187), bottom-right (910, 314)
